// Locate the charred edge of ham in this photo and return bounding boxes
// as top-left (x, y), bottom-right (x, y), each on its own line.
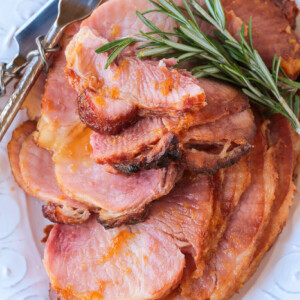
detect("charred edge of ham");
top-left (78, 92), bottom-right (138, 135)
top-left (97, 205), bottom-right (150, 229)
top-left (42, 202), bottom-right (91, 225)
top-left (113, 134), bottom-right (181, 175)
top-left (183, 142), bottom-right (252, 175)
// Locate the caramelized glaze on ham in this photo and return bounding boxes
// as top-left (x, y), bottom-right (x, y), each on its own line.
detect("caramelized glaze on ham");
top-left (231, 114), bottom-right (295, 296)
top-left (45, 172), bottom-right (214, 300)
top-left (8, 122), bottom-right (91, 225)
top-left (32, 18), bottom-right (181, 227)
top-left (91, 109), bottom-right (255, 175)
top-left (176, 116), bottom-right (295, 300)
top-left (53, 126), bottom-right (179, 228)
top-left (45, 217), bottom-right (185, 300)
top-left (222, 0), bottom-right (300, 79)
top-left (45, 115), bottom-right (296, 300)
top-left (65, 27), bottom-right (206, 134)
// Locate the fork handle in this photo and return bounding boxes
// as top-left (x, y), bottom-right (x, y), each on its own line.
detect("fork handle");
top-left (0, 24), bottom-right (63, 141)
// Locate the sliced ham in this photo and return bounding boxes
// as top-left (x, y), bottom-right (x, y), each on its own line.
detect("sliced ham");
top-left (65, 26), bottom-right (206, 134)
top-left (32, 16), bottom-right (181, 227)
top-left (196, 0), bottom-right (300, 79)
top-left (91, 109), bottom-right (255, 175)
top-left (20, 133), bottom-right (67, 204)
top-left (10, 121), bottom-right (179, 227)
top-left (196, 0), bottom-right (300, 78)
top-left (45, 172), bottom-right (214, 300)
top-left (181, 109), bottom-right (256, 144)
top-left (191, 78), bottom-right (249, 124)
top-left (233, 114), bottom-right (295, 293)
top-left (203, 154), bottom-right (251, 266)
top-left (37, 35), bottom-right (81, 152)
top-left (8, 122), bottom-right (90, 225)
top-left (177, 121), bottom-right (281, 299)
top-left (53, 126), bottom-right (179, 228)
top-left (145, 173), bottom-right (213, 267)
top-left (90, 75), bottom-right (253, 175)
top-left (81, 0), bottom-right (181, 45)
top-left (19, 133), bottom-right (86, 208)
top-left (44, 217), bottom-right (185, 300)
top-left (44, 113), bottom-right (296, 300)
top-left (181, 109), bottom-right (256, 173)
top-left (90, 117), bottom-right (181, 172)
top-left (7, 121), bottom-right (36, 194)
top-left (222, 0), bottom-right (300, 79)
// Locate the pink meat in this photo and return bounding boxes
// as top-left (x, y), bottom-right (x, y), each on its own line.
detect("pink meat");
top-left (44, 217), bottom-right (185, 300)
top-left (53, 127), bottom-right (179, 227)
top-left (65, 27), bottom-right (205, 134)
top-left (44, 171), bottom-right (214, 299)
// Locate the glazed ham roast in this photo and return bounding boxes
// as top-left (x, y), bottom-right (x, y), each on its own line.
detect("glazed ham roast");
top-left (44, 116), bottom-right (295, 300)
top-left (8, 0), bottom-right (257, 226)
top-left (5, 0), bottom-right (299, 299)
top-left (65, 0), bottom-right (256, 175)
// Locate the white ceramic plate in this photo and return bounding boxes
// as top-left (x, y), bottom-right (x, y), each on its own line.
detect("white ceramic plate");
top-left (1, 1), bottom-right (300, 299)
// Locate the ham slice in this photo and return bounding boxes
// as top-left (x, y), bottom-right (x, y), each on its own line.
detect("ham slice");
top-left (181, 109), bottom-right (256, 173)
top-left (20, 133), bottom-right (68, 205)
top-left (197, 0), bottom-right (300, 79)
top-left (45, 172), bottom-right (214, 300)
top-left (8, 122), bottom-right (91, 225)
top-left (91, 109), bottom-right (255, 175)
top-left (53, 126), bottom-right (179, 228)
top-left (7, 121), bottom-right (36, 194)
top-left (191, 78), bottom-right (249, 125)
top-left (145, 173), bottom-right (213, 267)
top-left (37, 35), bottom-right (81, 153)
top-left (203, 154), bottom-right (251, 266)
top-left (232, 114), bottom-right (295, 293)
top-left (90, 117), bottom-right (181, 172)
top-left (81, 0), bottom-right (181, 45)
top-left (44, 217), bottom-right (185, 300)
top-left (65, 26), bottom-right (205, 134)
top-left (33, 17), bottom-right (180, 227)
top-left (44, 113), bottom-right (296, 299)
top-left (176, 119), bottom-right (288, 299)
top-left (223, 0), bottom-right (300, 79)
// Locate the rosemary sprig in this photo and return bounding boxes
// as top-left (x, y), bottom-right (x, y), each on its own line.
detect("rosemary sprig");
top-left (95, 0), bottom-right (300, 133)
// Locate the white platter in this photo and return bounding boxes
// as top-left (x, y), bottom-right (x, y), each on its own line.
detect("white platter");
top-left (0, 1), bottom-right (300, 299)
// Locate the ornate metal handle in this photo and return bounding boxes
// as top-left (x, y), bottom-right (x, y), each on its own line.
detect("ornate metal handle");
top-left (0, 35), bottom-right (60, 97)
top-left (0, 24), bottom-right (63, 141)
top-left (0, 62), bottom-right (22, 96)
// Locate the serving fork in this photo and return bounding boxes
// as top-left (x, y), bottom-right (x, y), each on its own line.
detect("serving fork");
top-left (0, 0), bottom-right (102, 141)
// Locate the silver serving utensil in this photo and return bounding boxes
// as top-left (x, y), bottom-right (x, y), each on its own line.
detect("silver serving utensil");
top-left (0, 0), bottom-right (59, 94)
top-left (0, 0), bottom-right (102, 141)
